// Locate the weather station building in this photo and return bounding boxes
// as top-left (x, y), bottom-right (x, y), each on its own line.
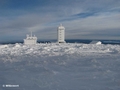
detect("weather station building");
top-left (57, 24), bottom-right (66, 43)
top-left (24, 31), bottom-right (37, 45)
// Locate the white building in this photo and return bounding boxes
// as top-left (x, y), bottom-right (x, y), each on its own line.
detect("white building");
top-left (24, 31), bottom-right (37, 45)
top-left (57, 24), bottom-right (65, 43)
top-left (90, 41), bottom-right (102, 45)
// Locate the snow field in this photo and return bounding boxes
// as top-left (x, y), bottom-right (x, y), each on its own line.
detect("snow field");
top-left (0, 43), bottom-right (120, 90)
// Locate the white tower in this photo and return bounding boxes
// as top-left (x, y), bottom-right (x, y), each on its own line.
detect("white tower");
top-left (57, 24), bottom-right (65, 43)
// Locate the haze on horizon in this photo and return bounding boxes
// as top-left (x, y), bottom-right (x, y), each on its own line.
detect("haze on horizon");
top-left (0, 0), bottom-right (120, 42)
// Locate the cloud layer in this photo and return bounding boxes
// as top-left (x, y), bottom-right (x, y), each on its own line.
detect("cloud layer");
top-left (0, 0), bottom-right (120, 42)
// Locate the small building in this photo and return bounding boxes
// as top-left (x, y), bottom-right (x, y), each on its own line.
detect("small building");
top-left (90, 41), bottom-right (102, 45)
top-left (24, 31), bottom-right (37, 45)
top-left (57, 24), bottom-right (65, 43)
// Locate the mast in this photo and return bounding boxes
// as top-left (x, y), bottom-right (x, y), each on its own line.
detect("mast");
top-left (60, 23), bottom-right (62, 26)
top-left (31, 31), bottom-right (32, 37)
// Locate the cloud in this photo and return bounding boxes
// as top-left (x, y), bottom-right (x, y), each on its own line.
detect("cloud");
top-left (63, 11), bottom-right (120, 39)
top-left (0, 0), bottom-right (120, 41)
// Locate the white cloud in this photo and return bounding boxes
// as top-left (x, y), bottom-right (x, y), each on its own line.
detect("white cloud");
top-left (65, 12), bottom-right (120, 31)
top-left (0, 0), bottom-right (120, 41)
top-left (63, 12), bottom-right (120, 39)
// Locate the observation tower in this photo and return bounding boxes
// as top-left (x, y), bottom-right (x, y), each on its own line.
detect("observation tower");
top-left (57, 24), bottom-right (65, 43)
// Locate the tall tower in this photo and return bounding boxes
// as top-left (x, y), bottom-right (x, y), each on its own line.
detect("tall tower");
top-left (57, 24), bottom-right (65, 43)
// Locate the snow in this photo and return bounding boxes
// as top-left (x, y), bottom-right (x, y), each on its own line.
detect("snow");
top-left (90, 41), bottom-right (102, 45)
top-left (0, 43), bottom-right (120, 90)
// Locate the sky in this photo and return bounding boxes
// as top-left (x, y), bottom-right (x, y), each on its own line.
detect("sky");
top-left (0, 0), bottom-right (120, 42)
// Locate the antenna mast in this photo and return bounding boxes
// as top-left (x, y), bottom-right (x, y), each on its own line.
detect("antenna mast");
top-left (31, 31), bottom-right (32, 37)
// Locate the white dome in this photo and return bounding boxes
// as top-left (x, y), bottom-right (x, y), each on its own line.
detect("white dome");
top-left (90, 41), bottom-right (102, 45)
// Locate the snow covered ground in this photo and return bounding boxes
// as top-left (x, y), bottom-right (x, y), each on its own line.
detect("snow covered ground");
top-left (0, 43), bottom-right (120, 90)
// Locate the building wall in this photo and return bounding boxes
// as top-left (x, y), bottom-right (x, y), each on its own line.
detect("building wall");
top-left (24, 39), bottom-right (37, 45)
top-left (58, 29), bottom-right (65, 43)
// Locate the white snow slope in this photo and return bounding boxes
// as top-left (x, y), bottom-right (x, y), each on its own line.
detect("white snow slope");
top-left (0, 43), bottom-right (120, 90)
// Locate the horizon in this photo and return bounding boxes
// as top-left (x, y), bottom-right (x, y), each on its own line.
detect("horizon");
top-left (1, 39), bottom-right (120, 45)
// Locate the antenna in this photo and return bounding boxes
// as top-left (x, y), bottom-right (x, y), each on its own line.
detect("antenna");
top-left (60, 23), bottom-right (62, 26)
top-left (30, 31), bottom-right (32, 37)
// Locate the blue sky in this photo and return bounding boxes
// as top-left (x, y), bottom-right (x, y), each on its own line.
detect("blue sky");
top-left (0, 0), bottom-right (120, 42)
